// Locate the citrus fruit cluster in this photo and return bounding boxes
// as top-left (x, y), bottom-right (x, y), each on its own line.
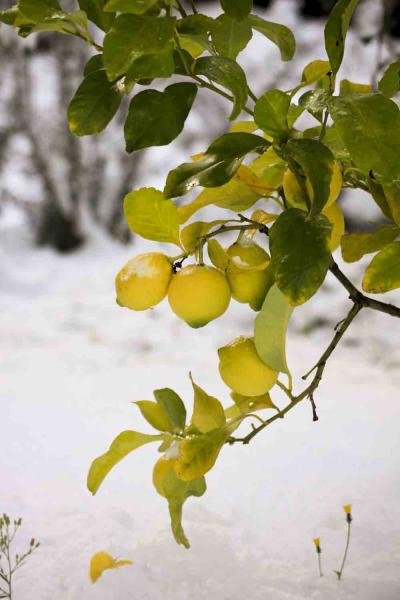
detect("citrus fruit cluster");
top-left (115, 242), bottom-right (279, 395)
top-left (115, 236), bottom-right (275, 328)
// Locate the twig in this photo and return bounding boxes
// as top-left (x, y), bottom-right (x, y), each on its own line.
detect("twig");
top-left (187, 0), bottom-right (198, 13)
top-left (329, 259), bottom-right (400, 318)
top-left (309, 392), bottom-right (319, 422)
top-left (228, 301), bottom-right (362, 445)
top-left (175, 0), bottom-right (188, 17)
top-left (174, 34), bottom-right (254, 117)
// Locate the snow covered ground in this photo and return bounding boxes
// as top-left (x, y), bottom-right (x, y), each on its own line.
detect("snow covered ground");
top-left (1, 1), bottom-right (400, 598)
top-left (1, 230), bottom-right (400, 600)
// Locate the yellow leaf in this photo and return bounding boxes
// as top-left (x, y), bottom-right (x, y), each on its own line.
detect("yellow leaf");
top-left (235, 165), bottom-right (274, 195)
top-left (89, 551), bottom-right (133, 583)
top-left (251, 209), bottom-right (278, 225)
top-left (230, 121), bottom-right (258, 133)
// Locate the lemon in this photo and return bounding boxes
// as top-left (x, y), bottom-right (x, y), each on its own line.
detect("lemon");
top-left (323, 202), bottom-right (345, 251)
top-left (218, 336), bottom-right (278, 396)
top-left (115, 252), bottom-right (172, 311)
top-left (226, 239), bottom-right (273, 311)
top-left (168, 264), bottom-right (231, 328)
top-left (283, 161), bottom-right (342, 210)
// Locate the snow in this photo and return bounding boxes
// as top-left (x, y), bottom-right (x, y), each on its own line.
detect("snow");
top-left (1, 231), bottom-right (400, 600)
top-left (1, 1), bottom-right (400, 598)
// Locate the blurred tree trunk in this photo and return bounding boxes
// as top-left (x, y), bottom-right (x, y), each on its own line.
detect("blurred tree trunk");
top-left (0, 24), bottom-right (135, 251)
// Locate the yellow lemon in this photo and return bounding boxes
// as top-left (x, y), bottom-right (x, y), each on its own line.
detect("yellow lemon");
top-left (115, 252), bottom-right (172, 311)
top-left (168, 265), bottom-right (231, 328)
top-left (218, 336), bottom-right (278, 396)
top-left (153, 456), bottom-right (175, 497)
top-left (226, 239), bottom-right (273, 311)
top-left (283, 161), bottom-right (342, 210)
top-left (323, 202), bottom-right (345, 251)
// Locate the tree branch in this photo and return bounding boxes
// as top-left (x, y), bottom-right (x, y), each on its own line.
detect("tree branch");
top-left (228, 301), bottom-right (363, 445)
top-left (329, 258), bottom-right (400, 318)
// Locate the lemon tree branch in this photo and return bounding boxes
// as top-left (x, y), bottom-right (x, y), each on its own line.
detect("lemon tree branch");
top-left (228, 301), bottom-right (363, 445)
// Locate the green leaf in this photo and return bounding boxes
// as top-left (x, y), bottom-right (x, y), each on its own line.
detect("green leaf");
top-left (254, 284), bottom-right (293, 374)
top-left (173, 47), bottom-right (195, 75)
top-left (178, 34), bottom-right (209, 58)
top-left (153, 388), bottom-right (187, 433)
top-left (175, 428), bottom-right (229, 481)
top-left (153, 457), bottom-right (206, 548)
top-left (362, 242), bottom-right (400, 293)
top-left (384, 182), bottom-right (400, 227)
top-left (0, 7), bottom-right (24, 25)
top-left (67, 70), bottom-right (121, 136)
top-left (78, 0), bottom-right (114, 31)
top-left (368, 177), bottom-right (393, 221)
top-left (125, 44), bottom-right (175, 84)
top-left (254, 89), bottom-right (290, 141)
top-left (194, 56), bottom-right (248, 120)
top-left (341, 225), bottom-right (399, 263)
top-left (88, 430), bottom-right (162, 494)
top-left (164, 132), bottom-right (269, 198)
top-left (231, 392), bottom-right (277, 414)
top-left (104, 0), bottom-right (159, 13)
top-left (301, 59), bottom-right (331, 85)
top-left (220, 0), bottom-right (252, 20)
top-left (211, 14), bottom-right (252, 60)
top-left (329, 94), bottom-right (400, 183)
top-left (339, 79), bottom-right (372, 95)
top-left (19, 0), bottom-right (61, 21)
top-left (84, 54), bottom-right (104, 75)
top-left (134, 401), bottom-right (174, 433)
top-left (287, 103), bottom-right (304, 127)
top-left (176, 14), bottom-right (215, 35)
top-left (378, 59), bottom-right (400, 98)
top-left (270, 209), bottom-right (332, 306)
top-left (190, 374), bottom-right (226, 433)
top-left (207, 239), bottom-right (230, 270)
top-left (103, 15), bottom-right (176, 80)
top-left (298, 89), bottom-right (329, 122)
top-left (324, 0), bottom-right (359, 75)
top-left (285, 138), bottom-right (334, 215)
top-left (123, 187), bottom-right (180, 245)
top-left (124, 82), bottom-right (197, 152)
top-left (247, 15), bottom-right (296, 61)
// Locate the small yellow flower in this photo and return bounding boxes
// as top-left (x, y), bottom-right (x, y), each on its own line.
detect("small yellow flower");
top-left (343, 504), bottom-right (352, 514)
top-left (313, 537), bottom-right (321, 547)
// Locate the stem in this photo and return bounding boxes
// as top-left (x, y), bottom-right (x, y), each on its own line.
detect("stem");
top-left (318, 552), bottom-right (323, 577)
top-left (329, 259), bottom-right (400, 318)
top-left (188, 0), bottom-right (198, 13)
top-left (336, 520), bottom-right (352, 580)
top-left (175, 0), bottom-right (188, 17)
top-left (247, 85), bottom-right (258, 103)
top-left (174, 33), bottom-right (254, 117)
top-left (192, 75), bottom-right (254, 116)
top-left (202, 223), bottom-right (267, 243)
top-left (319, 110), bottom-right (329, 142)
